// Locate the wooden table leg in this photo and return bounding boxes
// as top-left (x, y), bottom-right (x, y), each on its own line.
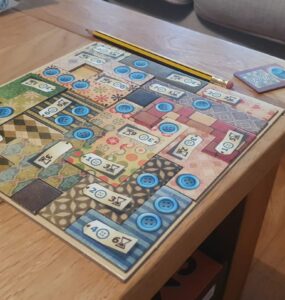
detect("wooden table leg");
top-left (223, 164), bottom-right (279, 300)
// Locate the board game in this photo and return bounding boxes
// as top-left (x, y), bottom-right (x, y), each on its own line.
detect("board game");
top-left (0, 37), bottom-right (283, 281)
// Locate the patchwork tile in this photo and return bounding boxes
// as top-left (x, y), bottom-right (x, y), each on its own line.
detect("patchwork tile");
top-left (0, 138), bottom-right (86, 194)
top-left (37, 65), bottom-right (137, 108)
top-left (65, 186), bottom-right (193, 272)
top-left (141, 79), bottom-right (267, 134)
top-left (65, 118), bottom-right (187, 186)
top-left (125, 88), bottom-right (159, 107)
top-left (40, 155), bottom-right (182, 228)
top-left (160, 127), bottom-right (228, 200)
top-left (0, 114), bottom-right (63, 146)
top-left (197, 83), bottom-right (281, 122)
top-left (120, 54), bottom-right (208, 93)
top-left (12, 179), bottom-right (62, 214)
top-left (0, 156), bottom-right (13, 172)
top-left (90, 99), bottom-right (142, 131)
top-left (26, 90), bottom-right (104, 133)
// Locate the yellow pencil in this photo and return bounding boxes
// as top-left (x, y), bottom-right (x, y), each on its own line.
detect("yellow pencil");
top-left (91, 30), bottom-right (233, 89)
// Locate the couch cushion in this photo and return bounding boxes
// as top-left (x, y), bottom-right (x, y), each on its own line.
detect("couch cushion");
top-left (194, 0), bottom-right (285, 43)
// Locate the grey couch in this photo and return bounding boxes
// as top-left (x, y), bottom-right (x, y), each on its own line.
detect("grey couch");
top-left (194, 0), bottom-right (285, 44)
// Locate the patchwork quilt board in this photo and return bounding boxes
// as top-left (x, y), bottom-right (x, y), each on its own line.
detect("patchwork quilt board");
top-left (0, 41), bottom-right (283, 280)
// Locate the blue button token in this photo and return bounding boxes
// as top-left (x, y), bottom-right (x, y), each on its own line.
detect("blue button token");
top-left (154, 197), bottom-right (179, 214)
top-left (176, 174), bottom-right (200, 190)
top-left (271, 67), bottom-right (285, 79)
top-left (71, 106), bottom-right (90, 116)
top-left (129, 72), bottom-right (146, 81)
top-left (73, 128), bottom-right (94, 140)
top-left (155, 102), bottom-right (174, 112)
top-left (54, 115), bottom-right (74, 126)
top-left (43, 67), bottom-right (60, 77)
top-left (0, 107), bottom-right (14, 118)
top-left (137, 173), bottom-right (159, 189)
top-left (114, 66), bottom-right (131, 74)
top-left (72, 80), bottom-right (90, 90)
top-left (136, 213), bottom-right (162, 232)
top-left (192, 99), bottom-right (212, 110)
top-left (57, 74), bottom-right (75, 83)
top-left (115, 103), bottom-right (135, 114)
top-left (159, 122), bottom-right (179, 134)
top-left (133, 60), bottom-right (149, 68)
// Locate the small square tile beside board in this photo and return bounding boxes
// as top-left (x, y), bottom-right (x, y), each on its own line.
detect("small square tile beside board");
top-left (0, 40), bottom-right (283, 281)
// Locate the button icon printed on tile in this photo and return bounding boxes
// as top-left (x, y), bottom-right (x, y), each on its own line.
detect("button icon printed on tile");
top-left (118, 124), bottom-right (160, 146)
top-left (136, 213), bottom-right (162, 232)
top-left (192, 99), bottom-right (212, 110)
top-left (83, 183), bottom-right (132, 210)
top-left (83, 220), bottom-right (137, 254)
top-left (172, 134), bottom-right (203, 160)
top-left (81, 153), bottom-right (125, 177)
top-left (0, 107), bottom-right (14, 118)
top-left (39, 98), bottom-right (72, 118)
top-left (176, 174), bottom-right (200, 190)
top-left (73, 128), bottom-right (94, 140)
top-left (215, 130), bottom-right (244, 155)
top-left (133, 60), bottom-right (149, 68)
top-left (71, 105), bottom-right (90, 116)
top-left (55, 115), bottom-right (74, 126)
top-left (159, 122), bottom-right (179, 135)
top-left (137, 173), bottom-right (159, 189)
top-left (57, 74), bottom-right (75, 84)
top-left (115, 103), bottom-right (135, 114)
top-left (155, 102), bottom-right (174, 113)
top-left (154, 197), bottom-right (179, 214)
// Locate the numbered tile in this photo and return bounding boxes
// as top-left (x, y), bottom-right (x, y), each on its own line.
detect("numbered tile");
top-left (166, 73), bottom-right (202, 89)
top-left (21, 78), bottom-right (57, 93)
top-left (34, 141), bottom-right (73, 168)
top-left (83, 183), bottom-right (132, 210)
top-left (39, 97), bottom-right (72, 117)
top-left (215, 130), bottom-right (244, 155)
top-left (202, 88), bottom-right (240, 105)
top-left (149, 83), bottom-right (185, 99)
top-left (171, 134), bottom-right (203, 160)
top-left (198, 84), bottom-right (281, 122)
top-left (85, 42), bottom-right (130, 60)
top-left (83, 220), bottom-right (137, 254)
top-left (81, 153), bottom-right (125, 178)
top-left (118, 124), bottom-right (160, 146)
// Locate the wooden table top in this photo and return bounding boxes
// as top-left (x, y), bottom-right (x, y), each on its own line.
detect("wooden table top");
top-left (1, 2), bottom-right (285, 299)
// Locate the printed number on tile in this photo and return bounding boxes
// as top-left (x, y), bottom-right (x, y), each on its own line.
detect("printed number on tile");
top-left (39, 97), bottom-right (72, 117)
top-left (81, 153), bottom-right (125, 176)
top-left (149, 83), bottom-right (185, 99)
top-left (22, 78), bottom-right (56, 93)
top-left (172, 134), bottom-right (203, 160)
top-left (34, 141), bottom-right (73, 168)
top-left (83, 220), bottom-right (137, 254)
top-left (203, 89), bottom-right (240, 105)
top-left (118, 125), bottom-right (160, 146)
top-left (90, 43), bottom-right (125, 58)
top-left (83, 183), bottom-right (131, 210)
top-left (97, 76), bottom-right (129, 91)
top-left (215, 130), bottom-right (244, 155)
top-left (77, 52), bottom-right (107, 65)
top-left (167, 73), bottom-right (201, 87)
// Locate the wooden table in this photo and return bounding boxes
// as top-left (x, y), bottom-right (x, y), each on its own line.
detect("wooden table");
top-left (1, 1), bottom-right (285, 299)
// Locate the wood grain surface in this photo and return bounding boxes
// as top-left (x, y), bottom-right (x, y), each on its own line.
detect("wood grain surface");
top-left (0, 1), bottom-right (285, 299)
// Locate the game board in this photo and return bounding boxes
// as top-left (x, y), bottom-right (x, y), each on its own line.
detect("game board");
top-left (0, 39), bottom-right (283, 281)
